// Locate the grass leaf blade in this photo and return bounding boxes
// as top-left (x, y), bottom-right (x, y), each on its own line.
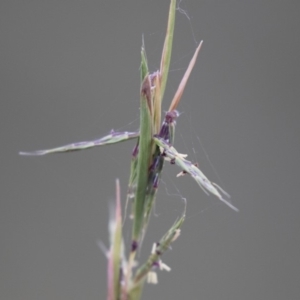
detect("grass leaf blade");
top-left (19, 131), bottom-right (139, 156)
top-left (132, 72), bottom-right (153, 244)
top-left (159, 0), bottom-right (176, 103)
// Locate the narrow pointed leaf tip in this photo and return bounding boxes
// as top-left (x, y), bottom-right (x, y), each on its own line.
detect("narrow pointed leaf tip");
top-left (168, 40), bottom-right (203, 112)
top-left (19, 131), bottom-right (139, 156)
top-left (159, 0), bottom-right (176, 104)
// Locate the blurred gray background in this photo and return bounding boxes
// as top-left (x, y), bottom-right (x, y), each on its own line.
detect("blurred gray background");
top-left (2, 1), bottom-right (300, 299)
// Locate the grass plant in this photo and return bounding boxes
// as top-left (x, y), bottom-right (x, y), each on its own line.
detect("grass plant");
top-left (20, 1), bottom-right (238, 299)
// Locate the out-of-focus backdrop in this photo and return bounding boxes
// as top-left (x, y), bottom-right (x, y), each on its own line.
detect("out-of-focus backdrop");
top-left (2, 1), bottom-right (300, 299)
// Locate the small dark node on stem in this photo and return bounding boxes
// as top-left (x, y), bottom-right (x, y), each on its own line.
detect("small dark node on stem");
top-left (131, 240), bottom-right (138, 252)
top-left (155, 242), bottom-right (161, 255)
top-left (170, 158), bottom-right (176, 165)
top-left (132, 144), bottom-right (139, 157)
top-left (152, 261), bottom-right (160, 268)
top-left (165, 110), bottom-right (179, 124)
top-left (155, 249), bottom-right (162, 256)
